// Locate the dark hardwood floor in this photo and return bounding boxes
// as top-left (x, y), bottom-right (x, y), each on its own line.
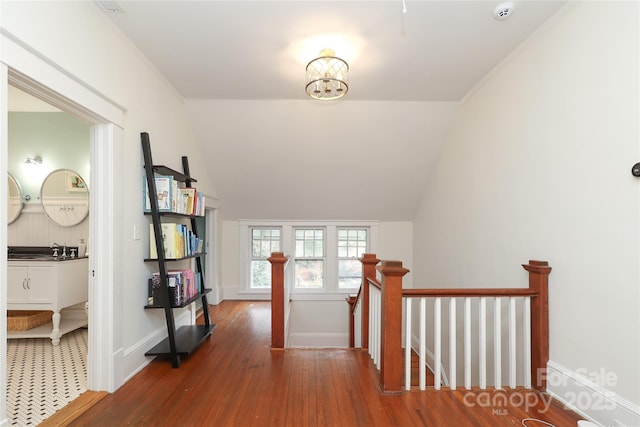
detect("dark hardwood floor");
top-left (68, 301), bottom-right (583, 426)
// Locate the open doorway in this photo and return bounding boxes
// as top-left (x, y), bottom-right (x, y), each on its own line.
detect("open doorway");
top-left (2, 59), bottom-right (122, 426)
top-left (5, 85), bottom-right (91, 425)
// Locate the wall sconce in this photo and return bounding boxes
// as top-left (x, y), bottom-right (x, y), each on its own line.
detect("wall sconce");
top-left (24, 156), bottom-right (43, 166)
top-left (21, 155), bottom-right (45, 199)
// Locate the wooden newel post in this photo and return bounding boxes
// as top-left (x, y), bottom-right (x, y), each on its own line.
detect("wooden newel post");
top-left (522, 260), bottom-right (551, 391)
top-left (346, 295), bottom-right (357, 348)
top-left (269, 252), bottom-right (288, 349)
top-left (377, 260), bottom-right (409, 394)
top-left (360, 253), bottom-right (380, 350)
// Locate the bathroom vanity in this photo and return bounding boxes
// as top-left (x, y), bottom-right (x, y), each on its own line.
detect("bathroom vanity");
top-left (7, 254), bottom-right (88, 345)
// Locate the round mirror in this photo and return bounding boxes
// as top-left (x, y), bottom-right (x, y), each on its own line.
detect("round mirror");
top-left (8, 173), bottom-right (23, 224)
top-left (41, 169), bottom-right (89, 227)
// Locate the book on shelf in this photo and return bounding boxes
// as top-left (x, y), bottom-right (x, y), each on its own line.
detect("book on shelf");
top-left (179, 188), bottom-right (196, 215)
top-left (149, 269), bottom-right (199, 306)
top-left (143, 174), bottom-right (205, 216)
top-left (143, 175), bottom-right (175, 212)
top-left (149, 223), bottom-right (204, 259)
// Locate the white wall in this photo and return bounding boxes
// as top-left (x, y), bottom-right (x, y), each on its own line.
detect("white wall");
top-left (8, 111), bottom-right (90, 247)
top-left (413, 2), bottom-right (639, 425)
top-left (1, 0), bottom-right (217, 397)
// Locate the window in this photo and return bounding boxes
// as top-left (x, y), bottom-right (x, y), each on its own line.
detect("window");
top-left (294, 228), bottom-right (324, 289)
top-left (250, 228), bottom-right (281, 289)
top-left (337, 228), bottom-right (368, 289)
top-left (240, 221), bottom-right (377, 295)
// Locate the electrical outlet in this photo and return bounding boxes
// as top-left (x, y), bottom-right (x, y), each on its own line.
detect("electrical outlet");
top-left (133, 225), bottom-right (140, 240)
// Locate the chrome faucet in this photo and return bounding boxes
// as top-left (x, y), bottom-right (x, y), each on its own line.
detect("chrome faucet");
top-left (51, 242), bottom-right (59, 257)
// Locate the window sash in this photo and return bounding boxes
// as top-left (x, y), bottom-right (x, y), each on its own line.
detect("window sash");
top-left (337, 228), bottom-right (368, 289)
top-left (249, 227), bottom-right (281, 289)
top-left (294, 228), bottom-right (325, 288)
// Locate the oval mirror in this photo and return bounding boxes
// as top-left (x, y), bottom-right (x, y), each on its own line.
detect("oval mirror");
top-left (41, 169), bottom-right (89, 227)
top-left (8, 173), bottom-right (23, 224)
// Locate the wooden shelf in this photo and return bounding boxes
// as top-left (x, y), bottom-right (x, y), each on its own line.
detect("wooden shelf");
top-left (142, 132), bottom-right (213, 368)
top-left (145, 324), bottom-right (216, 357)
top-left (7, 318), bottom-right (87, 340)
top-left (148, 165), bottom-right (197, 183)
top-left (143, 211), bottom-right (204, 218)
top-left (145, 288), bottom-right (212, 309)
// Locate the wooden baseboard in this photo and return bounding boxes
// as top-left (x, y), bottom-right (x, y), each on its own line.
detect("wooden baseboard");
top-left (39, 391), bottom-right (108, 427)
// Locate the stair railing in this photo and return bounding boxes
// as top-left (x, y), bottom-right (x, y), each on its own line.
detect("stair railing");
top-left (349, 255), bottom-right (551, 395)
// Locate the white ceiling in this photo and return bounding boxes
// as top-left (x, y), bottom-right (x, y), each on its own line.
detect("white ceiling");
top-left (94, 1), bottom-right (567, 221)
top-left (100, 0), bottom-right (566, 102)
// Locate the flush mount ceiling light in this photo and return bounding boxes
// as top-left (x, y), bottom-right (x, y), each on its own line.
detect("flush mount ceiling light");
top-left (305, 49), bottom-right (349, 100)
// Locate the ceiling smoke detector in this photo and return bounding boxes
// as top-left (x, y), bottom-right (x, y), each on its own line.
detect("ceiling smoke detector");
top-left (494, 2), bottom-right (514, 21)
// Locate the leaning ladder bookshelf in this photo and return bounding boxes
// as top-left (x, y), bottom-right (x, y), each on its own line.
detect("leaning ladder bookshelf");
top-left (141, 132), bottom-right (215, 368)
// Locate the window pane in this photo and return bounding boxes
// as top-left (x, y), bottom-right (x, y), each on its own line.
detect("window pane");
top-left (337, 228), bottom-right (367, 289)
top-left (250, 228), bottom-right (281, 289)
top-left (338, 260), bottom-right (361, 289)
top-left (295, 228), bottom-right (324, 258)
top-left (295, 260), bottom-right (323, 288)
top-left (250, 260), bottom-right (271, 288)
top-left (338, 244), bottom-right (347, 258)
top-left (260, 240), bottom-right (271, 257)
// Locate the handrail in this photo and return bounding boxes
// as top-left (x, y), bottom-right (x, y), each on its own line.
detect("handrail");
top-left (402, 288), bottom-right (537, 297)
top-left (348, 255), bottom-right (551, 394)
top-left (366, 277), bottom-right (381, 290)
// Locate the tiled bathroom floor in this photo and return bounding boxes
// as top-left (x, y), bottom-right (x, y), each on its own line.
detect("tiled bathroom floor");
top-left (6, 328), bottom-right (87, 426)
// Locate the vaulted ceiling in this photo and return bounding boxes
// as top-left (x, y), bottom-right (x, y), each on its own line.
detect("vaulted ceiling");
top-left (98, 0), bottom-right (567, 220)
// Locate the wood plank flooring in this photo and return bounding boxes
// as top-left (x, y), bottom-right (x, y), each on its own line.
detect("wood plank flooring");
top-left (67, 301), bottom-right (583, 427)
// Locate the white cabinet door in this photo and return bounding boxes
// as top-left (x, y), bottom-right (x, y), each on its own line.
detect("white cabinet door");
top-left (7, 265), bottom-right (30, 303)
top-left (26, 265), bottom-right (53, 303)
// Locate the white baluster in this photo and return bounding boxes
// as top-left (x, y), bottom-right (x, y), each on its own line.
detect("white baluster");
top-left (479, 297), bottom-right (487, 389)
top-left (524, 296), bottom-right (531, 388)
top-left (434, 297), bottom-right (441, 390)
top-left (449, 298), bottom-right (457, 390)
top-left (405, 298), bottom-right (412, 391)
top-left (419, 297), bottom-right (426, 390)
top-left (494, 297), bottom-right (502, 389)
top-left (509, 297), bottom-right (517, 388)
top-left (464, 297), bottom-right (471, 390)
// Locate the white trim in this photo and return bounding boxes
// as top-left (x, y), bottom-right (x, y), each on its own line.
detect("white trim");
top-left (121, 309), bottom-right (193, 382)
top-left (238, 220), bottom-right (379, 296)
top-left (1, 29), bottom-right (126, 126)
top-left (1, 62), bottom-right (10, 427)
top-left (2, 31), bottom-right (125, 398)
top-left (546, 361), bottom-right (640, 427)
top-left (88, 123), bottom-right (119, 392)
top-left (204, 207), bottom-right (222, 305)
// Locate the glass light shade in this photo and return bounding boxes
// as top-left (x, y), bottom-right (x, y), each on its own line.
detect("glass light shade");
top-left (305, 49), bottom-right (349, 100)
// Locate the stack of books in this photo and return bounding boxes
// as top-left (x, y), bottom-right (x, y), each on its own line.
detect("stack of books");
top-left (149, 223), bottom-right (204, 259)
top-left (149, 269), bottom-right (202, 306)
top-left (143, 175), bottom-right (205, 215)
